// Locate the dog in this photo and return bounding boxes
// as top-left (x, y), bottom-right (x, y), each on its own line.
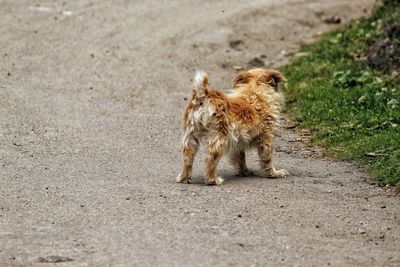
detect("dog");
top-left (176, 68), bottom-right (289, 185)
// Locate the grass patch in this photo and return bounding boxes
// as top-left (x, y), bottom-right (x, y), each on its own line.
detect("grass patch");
top-left (282, 0), bottom-right (400, 191)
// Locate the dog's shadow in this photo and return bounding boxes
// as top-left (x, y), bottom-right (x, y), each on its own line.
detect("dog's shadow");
top-left (188, 170), bottom-right (269, 186)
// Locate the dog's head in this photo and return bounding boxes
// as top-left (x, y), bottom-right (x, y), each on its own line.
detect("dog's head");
top-left (232, 68), bottom-right (286, 91)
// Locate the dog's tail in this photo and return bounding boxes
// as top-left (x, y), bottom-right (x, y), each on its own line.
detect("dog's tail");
top-left (193, 70), bottom-right (209, 96)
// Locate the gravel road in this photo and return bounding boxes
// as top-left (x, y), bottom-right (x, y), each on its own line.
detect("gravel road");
top-left (1, 0), bottom-right (399, 266)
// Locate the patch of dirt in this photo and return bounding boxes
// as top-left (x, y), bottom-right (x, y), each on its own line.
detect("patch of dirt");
top-left (366, 23), bottom-right (400, 73)
top-left (38, 256), bottom-right (73, 263)
top-left (229, 39), bottom-right (245, 51)
top-left (323, 16), bottom-right (341, 24)
top-left (247, 57), bottom-right (265, 68)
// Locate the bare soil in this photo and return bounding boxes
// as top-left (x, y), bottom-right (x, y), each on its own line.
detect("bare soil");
top-left (367, 22), bottom-right (400, 73)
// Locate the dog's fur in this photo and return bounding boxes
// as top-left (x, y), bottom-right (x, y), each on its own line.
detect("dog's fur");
top-left (176, 68), bottom-right (289, 185)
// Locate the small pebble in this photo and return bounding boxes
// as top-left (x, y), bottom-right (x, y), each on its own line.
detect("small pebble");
top-left (233, 65), bottom-right (244, 71)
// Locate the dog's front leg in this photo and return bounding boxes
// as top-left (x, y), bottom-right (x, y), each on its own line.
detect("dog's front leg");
top-left (176, 134), bottom-right (199, 184)
top-left (204, 136), bottom-right (227, 185)
top-left (257, 135), bottom-right (288, 178)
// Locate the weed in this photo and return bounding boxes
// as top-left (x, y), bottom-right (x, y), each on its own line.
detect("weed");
top-left (283, 1), bottom-right (400, 190)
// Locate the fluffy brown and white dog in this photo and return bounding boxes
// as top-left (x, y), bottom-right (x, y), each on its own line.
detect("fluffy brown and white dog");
top-left (176, 68), bottom-right (289, 185)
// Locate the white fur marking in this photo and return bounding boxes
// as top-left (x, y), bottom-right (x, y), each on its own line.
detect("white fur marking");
top-left (207, 105), bottom-right (214, 116)
top-left (225, 89), bottom-right (234, 95)
top-left (193, 110), bottom-right (201, 121)
top-left (194, 70), bottom-right (207, 91)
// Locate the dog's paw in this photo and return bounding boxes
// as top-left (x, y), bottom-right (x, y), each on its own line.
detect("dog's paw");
top-left (176, 173), bottom-right (192, 184)
top-left (275, 169), bottom-right (289, 178)
top-left (205, 176), bottom-right (224, 186)
top-left (267, 169), bottom-right (289, 179)
top-left (237, 169), bottom-right (255, 177)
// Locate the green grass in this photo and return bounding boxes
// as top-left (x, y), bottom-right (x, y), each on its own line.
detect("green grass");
top-left (282, 0), bottom-right (400, 191)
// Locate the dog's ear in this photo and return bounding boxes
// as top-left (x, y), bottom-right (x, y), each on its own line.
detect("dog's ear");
top-left (232, 72), bottom-right (255, 87)
top-left (258, 69), bottom-right (286, 91)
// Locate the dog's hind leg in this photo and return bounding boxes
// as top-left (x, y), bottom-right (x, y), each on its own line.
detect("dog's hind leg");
top-left (204, 135), bottom-right (227, 185)
top-left (257, 134), bottom-right (288, 178)
top-left (176, 134), bottom-right (199, 184)
top-left (229, 150), bottom-right (254, 176)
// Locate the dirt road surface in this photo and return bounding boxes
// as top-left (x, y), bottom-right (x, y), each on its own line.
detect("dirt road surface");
top-left (1, 0), bottom-right (399, 266)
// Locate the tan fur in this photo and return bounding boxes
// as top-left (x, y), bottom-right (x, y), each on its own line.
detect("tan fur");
top-left (177, 68), bottom-right (289, 185)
